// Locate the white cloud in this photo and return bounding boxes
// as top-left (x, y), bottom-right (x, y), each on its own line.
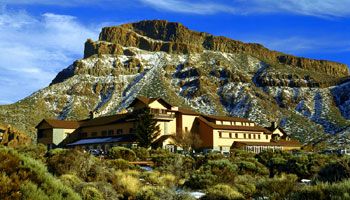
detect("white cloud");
top-left (0, 9), bottom-right (100, 104)
top-left (139, 0), bottom-right (350, 17)
top-left (140, 0), bottom-right (235, 15)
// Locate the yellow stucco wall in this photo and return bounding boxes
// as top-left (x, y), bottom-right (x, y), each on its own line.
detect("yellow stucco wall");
top-left (212, 129), bottom-right (271, 151)
top-left (272, 129), bottom-right (284, 137)
top-left (148, 101), bottom-right (168, 109)
top-left (182, 114), bottom-right (198, 133)
top-left (157, 119), bottom-right (177, 135)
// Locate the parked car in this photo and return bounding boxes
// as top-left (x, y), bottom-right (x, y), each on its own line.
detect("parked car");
top-left (88, 149), bottom-right (104, 156)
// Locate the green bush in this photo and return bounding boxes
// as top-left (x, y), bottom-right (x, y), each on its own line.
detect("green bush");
top-left (0, 146), bottom-right (81, 200)
top-left (185, 159), bottom-right (238, 189)
top-left (317, 158), bottom-right (350, 183)
top-left (254, 174), bottom-right (298, 200)
top-left (111, 170), bottom-right (141, 199)
top-left (233, 175), bottom-right (256, 198)
top-left (292, 180), bottom-right (350, 200)
top-left (108, 147), bottom-right (136, 161)
top-left (47, 148), bottom-right (103, 181)
top-left (20, 181), bottom-right (50, 200)
top-left (136, 186), bottom-right (175, 200)
top-left (152, 153), bottom-right (194, 179)
top-left (133, 147), bottom-right (150, 160)
top-left (60, 174), bottom-right (83, 189)
top-left (81, 185), bottom-right (104, 200)
top-left (16, 144), bottom-right (47, 162)
top-left (201, 184), bottom-right (244, 200)
top-left (107, 158), bottom-right (132, 170)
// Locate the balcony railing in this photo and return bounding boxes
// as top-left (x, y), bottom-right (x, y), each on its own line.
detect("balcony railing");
top-left (150, 109), bottom-right (175, 119)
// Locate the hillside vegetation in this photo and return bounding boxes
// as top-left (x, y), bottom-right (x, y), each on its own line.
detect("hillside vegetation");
top-left (2, 145), bottom-right (350, 199)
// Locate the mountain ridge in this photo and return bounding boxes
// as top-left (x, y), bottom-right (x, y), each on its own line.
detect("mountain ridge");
top-left (1, 20), bottom-right (350, 149)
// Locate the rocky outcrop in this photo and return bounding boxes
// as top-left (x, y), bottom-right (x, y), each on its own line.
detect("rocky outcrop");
top-left (93, 20), bottom-right (348, 78)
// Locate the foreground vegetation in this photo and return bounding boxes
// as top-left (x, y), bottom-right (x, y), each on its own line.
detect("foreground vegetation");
top-left (1, 145), bottom-right (350, 200)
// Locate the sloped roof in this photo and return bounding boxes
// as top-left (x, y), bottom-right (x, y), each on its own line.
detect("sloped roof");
top-left (129, 96), bottom-right (173, 108)
top-left (79, 113), bottom-right (133, 127)
top-left (203, 115), bottom-right (252, 123)
top-left (197, 116), bottom-right (271, 134)
top-left (36, 119), bottom-right (80, 129)
top-left (67, 134), bottom-right (137, 146)
top-left (177, 107), bottom-right (200, 115)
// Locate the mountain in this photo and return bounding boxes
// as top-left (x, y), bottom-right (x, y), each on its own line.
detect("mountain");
top-left (1, 20), bottom-right (350, 148)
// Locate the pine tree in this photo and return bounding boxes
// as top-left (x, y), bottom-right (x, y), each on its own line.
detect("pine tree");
top-left (135, 109), bottom-right (161, 148)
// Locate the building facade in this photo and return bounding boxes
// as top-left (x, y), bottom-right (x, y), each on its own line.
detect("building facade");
top-left (36, 96), bottom-right (301, 153)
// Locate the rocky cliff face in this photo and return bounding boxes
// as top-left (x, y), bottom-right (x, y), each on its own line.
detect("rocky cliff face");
top-left (1, 20), bottom-right (350, 148)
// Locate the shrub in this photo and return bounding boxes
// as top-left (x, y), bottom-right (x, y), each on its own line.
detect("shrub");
top-left (81, 185), bottom-right (104, 200)
top-left (16, 144), bottom-right (47, 162)
top-left (201, 184), bottom-right (244, 200)
top-left (47, 148), bottom-right (100, 181)
top-left (112, 170), bottom-right (141, 198)
top-left (233, 175), bottom-right (256, 198)
top-left (0, 146), bottom-right (81, 200)
top-left (152, 153), bottom-right (194, 179)
top-left (108, 147), bottom-right (136, 161)
top-left (106, 159), bottom-right (132, 170)
top-left (133, 147), bottom-right (150, 160)
top-left (186, 159), bottom-right (238, 189)
top-left (142, 171), bottom-right (177, 188)
top-left (292, 180), bottom-right (350, 200)
top-left (60, 174), bottom-right (83, 189)
top-left (317, 158), bottom-right (350, 183)
top-left (20, 181), bottom-right (50, 200)
top-left (254, 174), bottom-right (298, 200)
top-left (136, 186), bottom-right (175, 200)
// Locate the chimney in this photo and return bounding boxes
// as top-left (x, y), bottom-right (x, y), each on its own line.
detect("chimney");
top-left (271, 121), bottom-right (278, 129)
top-left (89, 111), bottom-right (96, 119)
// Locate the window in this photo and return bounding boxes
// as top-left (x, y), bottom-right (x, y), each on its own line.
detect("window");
top-left (185, 127), bottom-right (188, 132)
top-left (108, 130), bottom-right (114, 136)
top-left (235, 133), bottom-right (238, 138)
top-left (102, 130), bottom-right (107, 136)
top-left (129, 128), bottom-right (134, 134)
top-left (253, 134), bottom-right (256, 139)
top-left (117, 129), bottom-right (123, 134)
top-left (219, 132), bottom-right (222, 138)
top-left (244, 134), bottom-right (246, 139)
top-left (258, 135), bottom-right (261, 139)
top-left (229, 133), bottom-right (232, 138)
top-left (266, 135), bottom-right (268, 139)
top-left (248, 134), bottom-right (251, 139)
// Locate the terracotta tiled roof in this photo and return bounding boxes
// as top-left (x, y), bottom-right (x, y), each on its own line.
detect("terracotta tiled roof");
top-left (79, 113), bottom-right (133, 127)
top-left (36, 119), bottom-right (80, 129)
top-left (197, 116), bottom-right (271, 134)
top-left (177, 108), bottom-right (200, 115)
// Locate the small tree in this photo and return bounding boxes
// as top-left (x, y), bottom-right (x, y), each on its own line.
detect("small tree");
top-left (135, 109), bottom-right (161, 148)
top-left (174, 130), bottom-right (202, 153)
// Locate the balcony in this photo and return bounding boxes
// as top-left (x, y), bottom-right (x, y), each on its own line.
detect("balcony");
top-left (150, 109), bottom-right (175, 120)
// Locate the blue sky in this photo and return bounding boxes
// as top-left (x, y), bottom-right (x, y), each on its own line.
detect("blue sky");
top-left (0, 0), bottom-right (350, 105)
